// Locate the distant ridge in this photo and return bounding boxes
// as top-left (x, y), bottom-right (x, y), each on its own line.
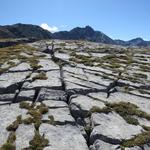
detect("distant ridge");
top-left (52, 25), bottom-right (115, 44)
top-left (0, 23), bottom-right (150, 47)
top-left (0, 23), bottom-right (52, 39)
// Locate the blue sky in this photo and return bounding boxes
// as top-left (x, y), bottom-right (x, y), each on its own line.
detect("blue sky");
top-left (1, 0), bottom-right (150, 40)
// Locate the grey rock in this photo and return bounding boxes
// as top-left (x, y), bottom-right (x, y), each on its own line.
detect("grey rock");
top-left (9, 63), bottom-right (31, 71)
top-left (17, 90), bottom-right (35, 101)
top-left (15, 124), bottom-right (34, 150)
top-left (0, 93), bottom-right (15, 102)
top-left (23, 70), bottom-right (61, 90)
top-left (42, 107), bottom-right (75, 124)
top-left (0, 103), bottom-right (28, 146)
top-left (38, 88), bottom-right (66, 101)
top-left (89, 139), bottom-right (120, 150)
top-left (0, 72), bottom-right (31, 94)
top-left (38, 59), bottom-right (59, 71)
top-left (70, 95), bottom-right (105, 118)
top-left (88, 92), bottom-right (150, 114)
top-left (42, 100), bottom-right (68, 108)
top-left (40, 124), bottom-right (89, 150)
top-left (90, 112), bottom-right (143, 144)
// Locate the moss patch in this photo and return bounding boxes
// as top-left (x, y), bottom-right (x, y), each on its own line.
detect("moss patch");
top-left (32, 72), bottom-right (48, 81)
top-left (28, 131), bottom-right (49, 149)
top-left (0, 143), bottom-right (16, 150)
top-left (19, 101), bottom-right (32, 110)
top-left (0, 44), bottom-right (37, 73)
top-left (6, 115), bottom-right (22, 131)
top-left (122, 131), bottom-right (150, 148)
top-left (90, 102), bottom-right (150, 125)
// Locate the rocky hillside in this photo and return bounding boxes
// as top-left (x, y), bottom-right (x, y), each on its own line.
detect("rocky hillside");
top-left (0, 23), bottom-right (52, 39)
top-left (0, 40), bottom-right (150, 150)
top-left (52, 26), bottom-right (115, 44)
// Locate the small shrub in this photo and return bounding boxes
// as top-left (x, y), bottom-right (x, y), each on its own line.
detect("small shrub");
top-left (90, 106), bottom-right (111, 114)
top-left (39, 106), bottom-right (49, 114)
top-left (32, 72), bottom-right (48, 81)
top-left (29, 131), bottom-right (49, 149)
top-left (19, 101), bottom-right (32, 110)
top-left (0, 143), bottom-right (16, 150)
top-left (123, 116), bottom-right (139, 125)
top-left (122, 131), bottom-right (150, 147)
top-left (84, 125), bottom-right (92, 135)
top-left (6, 120), bottom-right (19, 131)
top-left (27, 109), bottom-right (42, 121)
top-left (7, 132), bottom-right (16, 144)
top-left (23, 117), bottom-right (33, 125)
top-left (48, 115), bottom-right (55, 125)
top-left (34, 120), bottom-right (42, 130)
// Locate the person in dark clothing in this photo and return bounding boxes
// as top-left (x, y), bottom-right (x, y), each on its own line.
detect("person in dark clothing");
top-left (106, 72), bottom-right (122, 98)
top-left (51, 41), bottom-right (55, 58)
top-left (46, 44), bottom-right (49, 50)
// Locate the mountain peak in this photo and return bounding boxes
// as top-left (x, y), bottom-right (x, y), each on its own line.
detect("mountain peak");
top-left (0, 23), bottom-right (150, 47)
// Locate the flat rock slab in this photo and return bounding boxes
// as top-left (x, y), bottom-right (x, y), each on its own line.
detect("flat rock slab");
top-left (38, 59), bottom-right (59, 71)
top-left (38, 88), bottom-right (66, 101)
top-left (0, 72), bottom-right (31, 94)
top-left (64, 72), bottom-right (103, 90)
top-left (42, 100), bottom-right (68, 108)
top-left (23, 70), bottom-right (61, 90)
top-left (88, 92), bottom-right (150, 114)
top-left (15, 124), bottom-right (34, 150)
top-left (40, 124), bottom-right (89, 150)
top-left (55, 52), bottom-right (70, 61)
top-left (9, 63), bottom-right (32, 71)
top-left (0, 93), bottom-right (15, 102)
top-left (70, 95), bottom-right (105, 118)
top-left (0, 103), bottom-right (28, 146)
top-left (90, 112), bottom-right (143, 144)
top-left (89, 139), bottom-right (120, 150)
top-left (42, 107), bottom-right (75, 124)
top-left (17, 90), bottom-right (35, 102)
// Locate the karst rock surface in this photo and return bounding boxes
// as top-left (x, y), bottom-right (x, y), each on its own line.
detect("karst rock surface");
top-left (0, 39), bottom-right (150, 150)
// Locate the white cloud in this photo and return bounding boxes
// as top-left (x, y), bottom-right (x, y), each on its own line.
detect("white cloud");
top-left (60, 25), bottom-right (68, 28)
top-left (40, 23), bottom-right (59, 33)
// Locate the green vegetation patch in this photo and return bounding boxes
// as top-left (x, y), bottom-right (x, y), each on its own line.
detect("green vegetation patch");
top-left (0, 132), bottom-right (16, 150)
top-left (19, 101), bottom-right (32, 110)
top-left (90, 102), bottom-right (150, 148)
top-left (28, 130), bottom-right (49, 149)
top-left (0, 143), bottom-right (16, 150)
top-left (0, 43), bottom-right (46, 73)
top-left (122, 131), bottom-right (150, 148)
top-left (90, 102), bottom-right (150, 125)
top-left (6, 115), bottom-right (22, 131)
top-left (32, 72), bottom-right (48, 81)
top-left (139, 65), bottom-right (150, 72)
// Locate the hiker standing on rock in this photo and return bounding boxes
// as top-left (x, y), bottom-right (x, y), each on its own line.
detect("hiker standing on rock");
top-left (51, 41), bottom-right (55, 58)
top-left (106, 72), bottom-right (122, 98)
top-left (44, 41), bottom-right (55, 58)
